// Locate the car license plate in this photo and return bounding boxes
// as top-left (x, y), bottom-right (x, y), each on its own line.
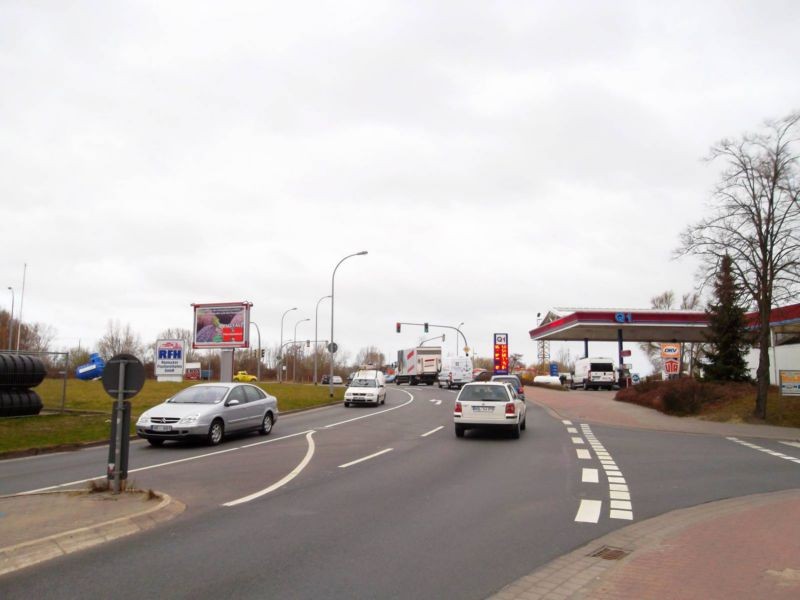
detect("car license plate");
top-left (472, 406), bottom-right (494, 413)
top-left (152, 425), bottom-right (172, 432)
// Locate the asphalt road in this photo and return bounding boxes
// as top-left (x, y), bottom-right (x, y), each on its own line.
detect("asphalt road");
top-left (2, 385), bottom-right (800, 599)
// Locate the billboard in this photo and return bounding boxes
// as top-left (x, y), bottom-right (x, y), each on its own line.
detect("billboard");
top-left (192, 302), bottom-right (252, 349)
top-left (780, 370), bottom-right (800, 397)
top-left (493, 333), bottom-right (509, 375)
top-left (155, 339), bottom-right (186, 377)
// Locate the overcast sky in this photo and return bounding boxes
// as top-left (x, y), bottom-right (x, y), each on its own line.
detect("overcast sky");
top-left (2, 1), bottom-right (798, 373)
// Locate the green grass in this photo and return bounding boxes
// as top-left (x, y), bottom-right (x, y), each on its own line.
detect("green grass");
top-left (1, 379), bottom-right (344, 456)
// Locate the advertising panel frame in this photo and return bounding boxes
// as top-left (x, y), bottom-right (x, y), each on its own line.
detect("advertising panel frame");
top-left (493, 333), bottom-right (509, 375)
top-left (192, 302), bottom-right (252, 349)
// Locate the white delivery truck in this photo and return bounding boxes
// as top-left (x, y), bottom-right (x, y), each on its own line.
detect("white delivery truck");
top-left (571, 357), bottom-right (616, 390)
top-left (395, 346), bottom-right (442, 386)
top-left (438, 356), bottom-right (473, 389)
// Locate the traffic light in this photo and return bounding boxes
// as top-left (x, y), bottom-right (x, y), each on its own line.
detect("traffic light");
top-left (396, 322), bottom-right (401, 333)
top-left (260, 349), bottom-right (265, 358)
top-left (424, 322), bottom-right (429, 333)
top-left (442, 333), bottom-right (445, 342)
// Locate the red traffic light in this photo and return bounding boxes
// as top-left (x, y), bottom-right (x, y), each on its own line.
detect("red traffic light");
top-left (396, 322), bottom-right (401, 333)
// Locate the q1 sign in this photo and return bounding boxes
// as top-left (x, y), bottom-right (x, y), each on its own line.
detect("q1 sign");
top-left (493, 333), bottom-right (509, 375)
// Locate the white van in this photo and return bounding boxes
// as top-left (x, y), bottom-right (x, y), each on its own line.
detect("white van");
top-left (572, 357), bottom-right (616, 390)
top-left (344, 369), bottom-right (387, 407)
top-left (438, 356), bottom-right (473, 389)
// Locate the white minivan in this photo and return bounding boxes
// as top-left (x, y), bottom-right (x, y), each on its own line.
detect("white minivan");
top-left (438, 356), bottom-right (473, 389)
top-left (572, 357), bottom-right (616, 390)
top-left (344, 369), bottom-right (387, 407)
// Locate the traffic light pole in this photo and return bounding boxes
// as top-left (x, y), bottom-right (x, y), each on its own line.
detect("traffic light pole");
top-left (395, 322), bottom-right (470, 356)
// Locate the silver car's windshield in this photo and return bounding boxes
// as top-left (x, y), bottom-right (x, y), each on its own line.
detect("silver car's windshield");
top-left (351, 379), bottom-right (378, 388)
top-left (169, 386), bottom-right (228, 404)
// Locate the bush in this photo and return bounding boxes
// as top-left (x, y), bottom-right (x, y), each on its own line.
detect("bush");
top-left (615, 378), bottom-right (755, 416)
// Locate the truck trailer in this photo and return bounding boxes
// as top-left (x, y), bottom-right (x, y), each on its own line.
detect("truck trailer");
top-left (395, 346), bottom-right (442, 386)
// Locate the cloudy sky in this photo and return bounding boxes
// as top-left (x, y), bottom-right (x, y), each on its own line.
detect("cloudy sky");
top-left (2, 1), bottom-right (798, 372)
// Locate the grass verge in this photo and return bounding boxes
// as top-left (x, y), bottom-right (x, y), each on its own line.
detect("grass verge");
top-left (1, 379), bottom-right (343, 456)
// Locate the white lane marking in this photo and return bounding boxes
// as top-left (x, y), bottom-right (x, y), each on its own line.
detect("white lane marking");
top-left (582, 468), bottom-right (599, 483)
top-left (608, 476), bottom-right (626, 484)
top-left (579, 423), bottom-right (634, 522)
top-left (421, 426), bottom-right (444, 437)
top-left (728, 437), bottom-right (800, 464)
top-left (562, 420), bottom-right (573, 425)
top-left (610, 500), bottom-right (632, 510)
top-left (325, 391), bottom-right (414, 428)
top-left (339, 448), bottom-right (393, 469)
top-left (435, 400), bottom-right (442, 406)
top-left (224, 431), bottom-right (316, 507)
top-left (576, 449), bottom-right (591, 460)
top-left (605, 470), bottom-right (623, 477)
top-left (567, 427), bottom-right (578, 434)
top-left (780, 441), bottom-right (800, 449)
top-left (575, 499), bottom-right (602, 523)
top-left (571, 437), bottom-right (584, 445)
top-left (609, 484), bottom-right (629, 492)
top-left (19, 430), bottom-right (314, 495)
top-left (610, 510), bottom-right (633, 520)
top-left (610, 490), bottom-right (631, 500)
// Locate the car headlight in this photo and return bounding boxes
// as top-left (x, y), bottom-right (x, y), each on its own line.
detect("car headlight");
top-left (178, 414), bottom-right (201, 424)
top-left (136, 415), bottom-right (150, 425)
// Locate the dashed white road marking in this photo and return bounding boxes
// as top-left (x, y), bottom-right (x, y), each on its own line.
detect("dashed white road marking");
top-left (562, 420), bottom-right (573, 425)
top-left (572, 437), bottom-right (584, 444)
top-left (421, 426), bottom-right (444, 437)
top-left (575, 499), bottom-right (602, 523)
top-left (576, 449), bottom-right (592, 460)
top-left (325, 391), bottom-right (414, 428)
top-left (338, 448), bottom-right (393, 469)
top-left (610, 509), bottom-right (633, 520)
top-left (567, 427), bottom-right (578, 434)
top-left (224, 431), bottom-right (317, 507)
top-left (582, 468), bottom-right (599, 483)
top-left (728, 437), bottom-right (800, 464)
top-left (780, 441), bottom-right (800, 449)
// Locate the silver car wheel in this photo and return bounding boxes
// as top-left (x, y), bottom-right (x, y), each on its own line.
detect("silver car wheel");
top-left (208, 420), bottom-right (224, 445)
top-left (260, 412), bottom-right (273, 435)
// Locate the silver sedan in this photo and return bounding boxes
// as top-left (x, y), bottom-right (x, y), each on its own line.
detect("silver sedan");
top-left (136, 383), bottom-right (278, 447)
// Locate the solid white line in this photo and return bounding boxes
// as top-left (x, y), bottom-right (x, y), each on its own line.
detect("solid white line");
top-left (224, 431), bottom-right (316, 507)
top-left (575, 499), bottom-right (602, 523)
top-left (19, 430), bottom-right (315, 495)
top-left (421, 426), bottom-right (444, 438)
top-left (576, 449), bottom-right (591, 460)
top-left (324, 391), bottom-right (414, 428)
top-left (582, 468), bottom-right (599, 483)
top-left (339, 448), bottom-right (393, 469)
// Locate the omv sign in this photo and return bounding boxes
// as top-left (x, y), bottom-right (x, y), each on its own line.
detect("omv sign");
top-left (660, 343), bottom-right (681, 358)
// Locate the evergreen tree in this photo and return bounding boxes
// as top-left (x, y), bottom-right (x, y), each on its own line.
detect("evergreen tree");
top-left (703, 254), bottom-right (749, 381)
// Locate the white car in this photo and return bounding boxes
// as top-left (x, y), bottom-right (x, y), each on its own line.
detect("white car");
top-left (344, 370), bottom-right (387, 407)
top-left (453, 381), bottom-right (527, 439)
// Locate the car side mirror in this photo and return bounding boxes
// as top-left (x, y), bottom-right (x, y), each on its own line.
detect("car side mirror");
top-left (226, 399), bottom-right (241, 407)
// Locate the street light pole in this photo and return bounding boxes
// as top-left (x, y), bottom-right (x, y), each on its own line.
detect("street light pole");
top-left (314, 295), bottom-right (331, 385)
top-left (250, 321), bottom-right (262, 381)
top-left (15, 263), bottom-right (26, 352)
top-left (6, 287), bottom-right (14, 351)
top-left (279, 307), bottom-right (297, 383)
top-left (457, 322), bottom-right (464, 356)
top-left (293, 317), bottom-right (310, 382)
top-left (329, 251), bottom-right (368, 398)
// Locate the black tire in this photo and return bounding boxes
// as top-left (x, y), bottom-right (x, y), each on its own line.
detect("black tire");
top-left (259, 412), bottom-right (273, 435)
top-left (147, 438), bottom-right (165, 447)
top-left (510, 422), bottom-right (521, 439)
top-left (344, 402), bottom-right (350, 408)
top-left (0, 354), bottom-right (47, 388)
top-left (0, 389), bottom-right (42, 417)
top-left (207, 419), bottom-right (224, 446)
top-left (455, 424), bottom-right (465, 438)
top-left (583, 381), bottom-right (589, 391)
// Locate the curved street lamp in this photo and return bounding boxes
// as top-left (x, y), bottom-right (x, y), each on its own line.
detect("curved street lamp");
top-left (314, 295), bottom-right (331, 385)
top-left (293, 317), bottom-right (310, 382)
top-left (457, 322), bottom-right (464, 356)
top-left (329, 251), bottom-right (368, 397)
top-left (279, 307), bottom-right (297, 383)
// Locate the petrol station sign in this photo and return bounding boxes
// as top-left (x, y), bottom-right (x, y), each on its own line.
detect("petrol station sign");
top-left (493, 333), bottom-right (509, 375)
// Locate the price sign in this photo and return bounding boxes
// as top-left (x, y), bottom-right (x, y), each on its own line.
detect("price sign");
top-left (493, 333), bottom-right (509, 375)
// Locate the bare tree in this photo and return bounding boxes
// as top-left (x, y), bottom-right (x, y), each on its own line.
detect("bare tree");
top-left (677, 112), bottom-right (800, 418)
top-left (639, 291), bottom-right (703, 375)
top-left (354, 346), bottom-right (385, 368)
top-left (97, 320), bottom-right (145, 359)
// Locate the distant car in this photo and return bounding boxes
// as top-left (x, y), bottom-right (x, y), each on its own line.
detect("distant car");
top-left (321, 375), bottom-right (330, 384)
top-left (136, 383), bottom-right (278, 447)
top-left (454, 381), bottom-right (527, 439)
top-left (332, 375), bottom-right (343, 385)
top-left (490, 374), bottom-right (525, 400)
top-left (233, 370), bottom-right (257, 382)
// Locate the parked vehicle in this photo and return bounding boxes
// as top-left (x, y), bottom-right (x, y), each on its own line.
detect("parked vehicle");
top-left (438, 356), bottom-right (473, 389)
top-left (233, 370), bottom-right (257, 382)
top-left (332, 375), bottom-right (343, 385)
top-left (136, 383), bottom-right (278, 447)
top-left (453, 381), bottom-right (527, 439)
top-left (490, 374), bottom-right (526, 400)
top-left (571, 357), bottom-right (616, 390)
top-left (344, 369), bottom-right (387, 407)
top-left (395, 346), bottom-right (442, 385)
top-left (321, 374), bottom-right (330, 385)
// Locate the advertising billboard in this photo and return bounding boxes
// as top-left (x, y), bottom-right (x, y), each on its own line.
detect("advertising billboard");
top-left (155, 339), bottom-right (186, 377)
top-left (779, 370), bottom-right (800, 397)
top-left (192, 302), bottom-right (252, 349)
top-left (493, 333), bottom-right (509, 375)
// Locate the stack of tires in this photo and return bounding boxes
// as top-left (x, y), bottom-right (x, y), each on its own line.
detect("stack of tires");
top-left (0, 354), bottom-right (45, 417)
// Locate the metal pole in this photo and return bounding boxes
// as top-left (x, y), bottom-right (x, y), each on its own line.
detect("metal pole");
top-left (293, 318), bottom-right (309, 383)
top-left (329, 251), bottom-right (368, 398)
top-left (279, 307), bottom-right (297, 383)
top-left (6, 287), bottom-right (13, 351)
top-left (251, 321), bottom-right (262, 381)
top-left (61, 352), bottom-right (68, 414)
top-left (457, 322), bottom-right (464, 356)
top-left (113, 360), bottom-right (125, 494)
top-left (314, 295), bottom-right (331, 385)
top-left (15, 263), bottom-right (26, 351)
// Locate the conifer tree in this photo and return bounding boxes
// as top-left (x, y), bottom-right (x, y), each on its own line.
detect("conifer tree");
top-left (703, 254), bottom-right (749, 381)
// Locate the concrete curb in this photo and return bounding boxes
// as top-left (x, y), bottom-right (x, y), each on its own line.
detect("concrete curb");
top-left (0, 490), bottom-right (185, 576)
top-left (488, 488), bottom-right (800, 600)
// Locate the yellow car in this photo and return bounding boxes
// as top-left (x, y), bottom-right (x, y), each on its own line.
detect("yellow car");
top-left (233, 370), bottom-right (257, 382)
